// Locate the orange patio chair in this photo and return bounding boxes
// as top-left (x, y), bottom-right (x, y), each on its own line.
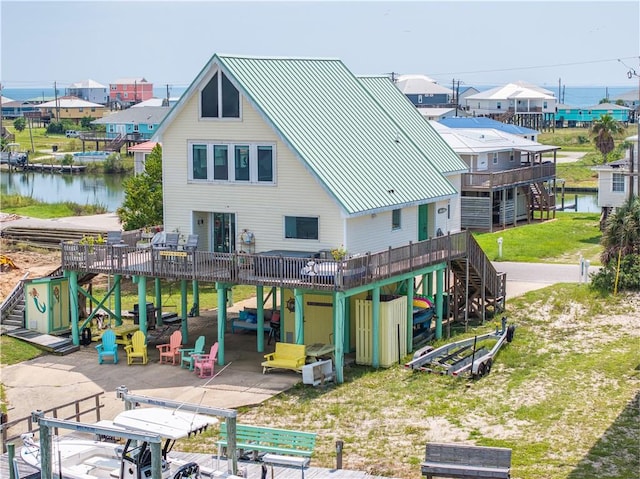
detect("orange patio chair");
top-left (156, 330), bottom-right (182, 365)
top-left (193, 342), bottom-right (219, 378)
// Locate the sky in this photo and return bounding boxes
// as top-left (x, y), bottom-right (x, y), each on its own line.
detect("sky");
top-left (1, 0), bottom-right (639, 91)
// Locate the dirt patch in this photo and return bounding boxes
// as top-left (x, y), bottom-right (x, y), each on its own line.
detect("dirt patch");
top-left (0, 248), bottom-right (62, 302)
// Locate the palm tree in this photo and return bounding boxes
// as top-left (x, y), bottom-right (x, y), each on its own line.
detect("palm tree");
top-left (590, 113), bottom-right (625, 163)
top-left (600, 195), bottom-right (640, 265)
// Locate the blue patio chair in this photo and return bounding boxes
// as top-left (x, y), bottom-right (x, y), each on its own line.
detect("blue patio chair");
top-left (96, 329), bottom-right (118, 364)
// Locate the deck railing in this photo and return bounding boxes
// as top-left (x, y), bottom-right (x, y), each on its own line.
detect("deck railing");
top-left (61, 232), bottom-right (470, 292)
top-left (462, 162), bottom-right (555, 190)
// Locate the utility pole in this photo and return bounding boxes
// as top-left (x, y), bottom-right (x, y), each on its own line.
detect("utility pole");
top-left (558, 78), bottom-right (561, 103)
top-left (54, 81), bottom-right (60, 122)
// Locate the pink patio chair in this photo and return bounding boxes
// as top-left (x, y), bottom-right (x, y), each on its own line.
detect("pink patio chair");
top-left (193, 342), bottom-right (219, 378)
top-left (156, 330), bottom-right (182, 365)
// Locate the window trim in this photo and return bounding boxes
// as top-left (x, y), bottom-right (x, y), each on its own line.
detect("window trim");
top-left (187, 141), bottom-right (276, 185)
top-left (199, 69), bottom-right (242, 121)
top-left (391, 209), bottom-right (401, 230)
top-left (284, 215), bottom-right (319, 240)
top-left (612, 173), bottom-right (625, 193)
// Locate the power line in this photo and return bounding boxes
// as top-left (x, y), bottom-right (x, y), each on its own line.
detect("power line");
top-left (429, 56), bottom-right (638, 77)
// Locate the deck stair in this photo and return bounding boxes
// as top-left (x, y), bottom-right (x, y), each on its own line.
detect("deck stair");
top-left (104, 134), bottom-right (126, 152)
top-left (449, 234), bottom-right (506, 320)
top-left (528, 182), bottom-right (556, 220)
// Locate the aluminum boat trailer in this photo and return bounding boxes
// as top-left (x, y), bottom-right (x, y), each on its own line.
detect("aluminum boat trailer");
top-left (405, 317), bottom-right (515, 379)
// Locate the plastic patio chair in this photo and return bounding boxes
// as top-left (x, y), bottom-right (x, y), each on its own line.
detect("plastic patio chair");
top-left (156, 330), bottom-right (182, 365)
top-left (179, 335), bottom-right (205, 370)
top-left (193, 343), bottom-right (219, 378)
top-left (95, 329), bottom-right (118, 364)
top-left (124, 330), bottom-right (148, 365)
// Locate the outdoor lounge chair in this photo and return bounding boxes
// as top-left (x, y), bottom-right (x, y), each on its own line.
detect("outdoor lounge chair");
top-left (183, 234), bottom-right (199, 252)
top-left (124, 330), bottom-right (148, 365)
top-left (106, 231), bottom-right (123, 245)
top-left (156, 330), bottom-right (182, 365)
top-left (95, 329), bottom-right (118, 364)
top-left (179, 335), bottom-right (206, 370)
top-left (193, 343), bottom-right (219, 378)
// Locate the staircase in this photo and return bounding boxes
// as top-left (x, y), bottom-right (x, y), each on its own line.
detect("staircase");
top-left (528, 182), bottom-right (556, 219)
top-left (449, 234), bottom-right (506, 320)
top-left (104, 134), bottom-right (126, 152)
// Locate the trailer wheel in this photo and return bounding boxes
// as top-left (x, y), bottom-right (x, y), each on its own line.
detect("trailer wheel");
top-left (485, 359), bottom-right (493, 375)
top-left (506, 325), bottom-right (515, 342)
top-left (476, 362), bottom-right (486, 379)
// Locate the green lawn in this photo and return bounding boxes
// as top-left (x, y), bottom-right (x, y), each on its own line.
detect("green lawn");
top-left (473, 212), bottom-right (602, 265)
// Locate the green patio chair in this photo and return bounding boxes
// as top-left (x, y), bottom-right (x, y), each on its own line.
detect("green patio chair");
top-left (179, 335), bottom-right (205, 370)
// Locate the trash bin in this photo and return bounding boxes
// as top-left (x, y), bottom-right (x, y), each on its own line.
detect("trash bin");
top-left (133, 302), bottom-right (156, 329)
top-left (52, 145), bottom-right (58, 152)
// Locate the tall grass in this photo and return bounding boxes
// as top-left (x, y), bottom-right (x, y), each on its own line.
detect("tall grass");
top-left (1, 194), bottom-right (108, 217)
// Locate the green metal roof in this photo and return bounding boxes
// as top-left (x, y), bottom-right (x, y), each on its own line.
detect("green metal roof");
top-left (161, 54), bottom-right (458, 216)
top-left (357, 76), bottom-right (468, 175)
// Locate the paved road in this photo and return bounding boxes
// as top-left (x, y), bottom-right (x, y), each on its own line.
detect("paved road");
top-left (493, 261), bottom-right (597, 297)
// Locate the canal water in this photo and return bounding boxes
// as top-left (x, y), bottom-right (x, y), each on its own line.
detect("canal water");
top-left (1, 170), bottom-right (601, 214)
top-left (1, 170), bottom-right (126, 212)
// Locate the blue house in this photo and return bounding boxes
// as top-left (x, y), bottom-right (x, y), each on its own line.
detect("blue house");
top-left (91, 106), bottom-right (170, 140)
top-left (555, 102), bottom-right (632, 127)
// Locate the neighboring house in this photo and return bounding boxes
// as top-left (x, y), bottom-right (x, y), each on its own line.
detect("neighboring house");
top-left (395, 74), bottom-right (453, 108)
top-left (430, 121), bottom-right (559, 231)
top-left (1, 97), bottom-right (44, 121)
top-left (418, 107), bottom-right (466, 121)
top-left (554, 102), bottom-right (632, 128)
top-left (67, 79), bottom-right (109, 105)
top-left (593, 135), bottom-right (639, 212)
top-left (439, 116), bottom-right (540, 141)
top-left (464, 81), bottom-right (557, 130)
top-left (153, 55), bottom-right (460, 256)
top-left (109, 77), bottom-right (153, 108)
top-left (128, 141), bottom-right (158, 175)
top-left (132, 97), bottom-right (181, 108)
top-left (611, 88), bottom-right (639, 111)
top-left (458, 86), bottom-right (480, 105)
top-left (38, 97), bottom-right (105, 123)
top-left (92, 106), bottom-right (169, 140)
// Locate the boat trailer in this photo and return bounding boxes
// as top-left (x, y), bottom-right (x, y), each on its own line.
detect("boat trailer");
top-left (405, 317), bottom-right (515, 379)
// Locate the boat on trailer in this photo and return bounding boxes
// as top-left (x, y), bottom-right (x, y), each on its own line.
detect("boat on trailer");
top-left (20, 407), bottom-right (218, 479)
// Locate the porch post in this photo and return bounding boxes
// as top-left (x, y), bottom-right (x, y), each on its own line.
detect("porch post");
top-left (435, 268), bottom-right (444, 340)
top-left (333, 291), bottom-right (345, 384)
top-left (155, 278), bottom-right (163, 326)
top-left (192, 280), bottom-right (200, 317)
top-left (406, 279), bottom-right (414, 353)
top-left (216, 283), bottom-right (227, 365)
top-left (68, 270), bottom-right (80, 346)
top-left (372, 285), bottom-right (380, 368)
top-left (133, 275), bottom-right (147, 334)
top-left (114, 274), bottom-right (122, 326)
top-left (343, 296), bottom-right (351, 353)
top-left (180, 279), bottom-right (188, 321)
top-left (256, 285), bottom-right (265, 352)
top-left (294, 288), bottom-right (304, 344)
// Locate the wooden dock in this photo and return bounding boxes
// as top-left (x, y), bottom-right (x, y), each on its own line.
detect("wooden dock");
top-left (23, 164), bottom-right (87, 174)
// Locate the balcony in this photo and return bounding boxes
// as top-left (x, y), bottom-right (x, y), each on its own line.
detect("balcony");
top-left (462, 162), bottom-right (556, 190)
top-left (61, 233), bottom-right (469, 292)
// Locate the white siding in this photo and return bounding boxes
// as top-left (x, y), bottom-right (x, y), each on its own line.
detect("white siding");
top-left (346, 206), bottom-right (418, 254)
top-left (597, 169), bottom-right (628, 208)
top-left (161, 91), bottom-right (344, 252)
top-left (444, 173), bottom-right (462, 233)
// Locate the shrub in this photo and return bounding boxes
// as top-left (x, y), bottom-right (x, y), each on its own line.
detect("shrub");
top-left (590, 254), bottom-right (640, 293)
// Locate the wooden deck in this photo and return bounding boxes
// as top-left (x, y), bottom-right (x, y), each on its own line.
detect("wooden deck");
top-left (61, 233), bottom-right (468, 292)
top-left (462, 163), bottom-right (556, 191)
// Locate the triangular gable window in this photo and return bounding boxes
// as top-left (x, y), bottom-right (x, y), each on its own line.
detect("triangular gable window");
top-left (201, 71), bottom-right (240, 118)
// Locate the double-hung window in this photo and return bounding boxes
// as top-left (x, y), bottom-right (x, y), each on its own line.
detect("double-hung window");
top-left (612, 173), bottom-right (625, 193)
top-left (192, 144), bottom-right (208, 180)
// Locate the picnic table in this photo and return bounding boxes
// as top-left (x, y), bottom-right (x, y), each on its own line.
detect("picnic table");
top-left (99, 324), bottom-right (139, 346)
top-left (305, 343), bottom-right (334, 362)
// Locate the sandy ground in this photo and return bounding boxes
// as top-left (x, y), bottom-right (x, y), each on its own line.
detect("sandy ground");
top-left (1, 249), bottom-right (61, 302)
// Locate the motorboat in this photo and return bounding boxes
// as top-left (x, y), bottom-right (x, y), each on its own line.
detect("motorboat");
top-left (20, 407), bottom-right (218, 479)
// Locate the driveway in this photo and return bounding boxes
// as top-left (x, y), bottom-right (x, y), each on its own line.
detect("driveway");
top-left (494, 261), bottom-right (597, 297)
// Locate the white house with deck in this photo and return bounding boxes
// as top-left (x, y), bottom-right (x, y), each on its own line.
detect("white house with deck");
top-left (593, 135), bottom-right (639, 213)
